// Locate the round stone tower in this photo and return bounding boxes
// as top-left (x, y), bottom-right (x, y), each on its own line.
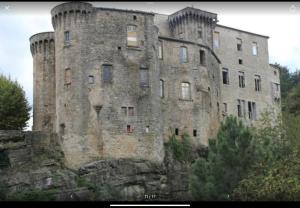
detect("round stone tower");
top-left (30, 32), bottom-right (56, 132)
top-left (51, 2), bottom-right (101, 168)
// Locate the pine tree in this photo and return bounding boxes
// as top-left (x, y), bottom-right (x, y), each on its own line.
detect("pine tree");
top-left (190, 116), bottom-right (255, 200)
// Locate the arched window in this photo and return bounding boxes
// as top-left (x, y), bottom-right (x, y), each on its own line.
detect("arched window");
top-left (127, 25), bottom-right (138, 47)
top-left (179, 46), bottom-right (188, 63)
top-left (181, 82), bottom-right (191, 100)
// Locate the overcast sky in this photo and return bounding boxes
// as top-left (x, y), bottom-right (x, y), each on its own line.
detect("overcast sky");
top-left (0, 1), bottom-right (300, 130)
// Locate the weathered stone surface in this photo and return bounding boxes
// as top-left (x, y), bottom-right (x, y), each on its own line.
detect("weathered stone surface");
top-left (0, 130), bottom-right (191, 201)
top-left (30, 1), bottom-right (280, 170)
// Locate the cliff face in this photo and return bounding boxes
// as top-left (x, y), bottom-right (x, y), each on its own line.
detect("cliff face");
top-left (0, 131), bottom-right (192, 201)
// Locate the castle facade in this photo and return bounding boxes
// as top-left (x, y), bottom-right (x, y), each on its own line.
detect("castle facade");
top-left (30, 2), bottom-right (280, 168)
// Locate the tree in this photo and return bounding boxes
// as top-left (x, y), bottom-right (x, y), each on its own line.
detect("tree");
top-left (231, 150), bottom-right (300, 201)
top-left (190, 116), bottom-right (255, 200)
top-left (0, 74), bottom-right (31, 130)
top-left (231, 110), bottom-right (300, 201)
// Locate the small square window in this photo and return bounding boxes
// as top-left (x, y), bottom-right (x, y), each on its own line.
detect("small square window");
top-left (127, 125), bottom-right (133, 133)
top-left (88, 75), bottom-right (94, 84)
top-left (239, 59), bottom-right (243, 65)
top-left (128, 107), bottom-right (134, 116)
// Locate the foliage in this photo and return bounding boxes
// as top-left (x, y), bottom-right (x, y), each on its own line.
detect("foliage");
top-left (190, 116), bottom-right (255, 200)
top-left (7, 189), bottom-right (58, 201)
top-left (285, 83), bottom-right (300, 116)
top-left (0, 151), bottom-right (10, 168)
top-left (0, 74), bottom-right (31, 130)
top-left (167, 132), bottom-right (193, 163)
top-left (231, 150), bottom-right (300, 201)
top-left (252, 108), bottom-right (289, 162)
top-left (231, 110), bottom-right (300, 201)
top-left (75, 176), bottom-right (96, 192)
top-left (0, 182), bottom-right (8, 201)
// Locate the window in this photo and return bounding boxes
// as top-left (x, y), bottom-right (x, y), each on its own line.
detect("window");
top-left (217, 102), bottom-right (220, 113)
top-left (179, 46), bottom-right (188, 63)
top-left (64, 31), bottom-right (70, 43)
top-left (238, 71), bottom-right (245, 88)
top-left (254, 75), bottom-right (261, 91)
top-left (103, 65), bottom-right (112, 83)
top-left (158, 41), bottom-right (163, 59)
top-left (248, 101), bottom-right (256, 120)
top-left (88, 75), bottom-right (94, 84)
top-left (239, 59), bottom-right (243, 65)
top-left (121, 107), bottom-right (127, 116)
top-left (160, 79), bottom-right (164, 98)
top-left (222, 68), bottom-right (229, 85)
top-left (127, 25), bottom-right (138, 47)
top-left (213, 31), bottom-right (220, 49)
top-left (178, 22), bottom-right (183, 34)
top-left (133, 15), bottom-right (137, 20)
top-left (140, 68), bottom-right (149, 87)
top-left (237, 38), bottom-right (242, 51)
top-left (200, 50), bottom-right (205, 66)
top-left (198, 30), bottom-right (202, 39)
top-left (272, 83), bottom-right (280, 101)
top-left (145, 126), bottom-right (149, 133)
top-left (122, 107), bottom-right (134, 116)
top-left (127, 125), bottom-right (133, 133)
top-left (175, 128), bottom-right (179, 136)
top-left (181, 82), bottom-right (191, 100)
top-left (252, 42), bottom-right (258, 55)
top-left (59, 123), bottom-right (65, 135)
top-left (237, 99), bottom-right (246, 118)
top-left (193, 129), bottom-right (197, 137)
top-left (64, 68), bottom-right (71, 85)
top-left (128, 107), bottom-right (134, 116)
top-left (223, 103), bottom-right (227, 115)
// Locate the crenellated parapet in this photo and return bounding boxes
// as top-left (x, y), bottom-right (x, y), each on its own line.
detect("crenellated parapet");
top-left (30, 32), bottom-right (55, 56)
top-left (168, 7), bottom-right (218, 29)
top-left (51, 2), bottom-right (93, 29)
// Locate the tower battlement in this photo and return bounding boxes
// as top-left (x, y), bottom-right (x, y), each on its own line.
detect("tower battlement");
top-left (30, 32), bottom-right (55, 56)
top-left (51, 2), bottom-right (93, 29)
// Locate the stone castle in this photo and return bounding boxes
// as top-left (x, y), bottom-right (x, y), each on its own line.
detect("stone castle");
top-left (30, 2), bottom-right (281, 169)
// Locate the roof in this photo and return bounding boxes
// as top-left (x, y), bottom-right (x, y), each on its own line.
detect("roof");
top-left (216, 24), bottom-right (269, 39)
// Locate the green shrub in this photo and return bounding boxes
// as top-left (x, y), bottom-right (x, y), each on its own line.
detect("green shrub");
top-left (7, 189), bottom-right (58, 201)
top-left (167, 132), bottom-right (193, 163)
